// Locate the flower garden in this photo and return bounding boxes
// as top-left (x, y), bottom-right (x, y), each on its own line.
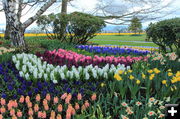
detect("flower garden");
top-left (0, 37), bottom-right (180, 119)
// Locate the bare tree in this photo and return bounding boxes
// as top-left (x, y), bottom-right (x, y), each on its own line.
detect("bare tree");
top-left (1, 0), bottom-right (56, 48)
top-left (95, 0), bottom-right (177, 25)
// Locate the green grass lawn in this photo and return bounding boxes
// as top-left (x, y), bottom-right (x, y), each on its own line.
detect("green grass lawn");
top-left (92, 34), bottom-right (147, 41)
top-left (91, 35), bottom-right (158, 47)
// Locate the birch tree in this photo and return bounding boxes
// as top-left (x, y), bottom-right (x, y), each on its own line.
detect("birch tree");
top-left (2, 0), bottom-right (56, 48)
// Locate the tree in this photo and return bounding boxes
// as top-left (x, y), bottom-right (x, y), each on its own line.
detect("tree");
top-left (128, 17), bottom-right (142, 34)
top-left (2, 0), bottom-right (56, 48)
top-left (95, 0), bottom-right (175, 25)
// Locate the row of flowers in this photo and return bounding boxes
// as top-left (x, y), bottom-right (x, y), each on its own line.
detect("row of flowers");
top-left (36, 49), bottom-right (148, 68)
top-left (0, 95), bottom-right (170, 119)
top-left (0, 47), bottom-right (15, 55)
top-left (12, 53), bottom-right (130, 83)
top-left (75, 45), bottom-right (151, 55)
top-left (0, 93), bottom-right (96, 119)
top-left (96, 45), bottom-right (159, 51)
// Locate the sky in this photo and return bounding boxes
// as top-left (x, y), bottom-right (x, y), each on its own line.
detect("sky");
top-left (0, 0), bottom-right (180, 32)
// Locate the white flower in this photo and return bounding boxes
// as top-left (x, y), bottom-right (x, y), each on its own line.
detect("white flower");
top-left (19, 71), bottom-right (24, 77)
top-left (53, 80), bottom-right (58, 84)
top-left (44, 73), bottom-right (48, 80)
top-left (33, 69), bottom-right (38, 79)
top-left (38, 72), bottom-right (42, 79)
top-left (60, 72), bottom-right (65, 79)
top-left (22, 65), bottom-right (27, 73)
top-left (85, 72), bottom-right (90, 80)
top-left (103, 72), bottom-right (108, 79)
top-left (25, 73), bottom-right (29, 80)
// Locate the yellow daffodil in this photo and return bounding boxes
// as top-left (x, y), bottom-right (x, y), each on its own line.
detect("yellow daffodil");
top-left (168, 72), bottom-right (173, 76)
top-left (129, 75), bottom-right (134, 80)
top-left (124, 71), bottom-right (127, 75)
top-left (175, 71), bottom-right (180, 77)
top-left (118, 70), bottom-right (124, 75)
top-left (142, 73), bottom-right (146, 79)
top-left (128, 70), bottom-right (133, 73)
top-left (114, 74), bottom-right (123, 81)
top-left (153, 68), bottom-right (161, 74)
top-left (148, 70), bottom-right (153, 73)
top-left (136, 80), bottom-right (141, 85)
top-left (149, 74), bottom-right (155, 80)
top-left (162, 80), bottom-right (167, 85)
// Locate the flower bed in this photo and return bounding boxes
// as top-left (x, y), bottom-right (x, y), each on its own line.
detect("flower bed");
top-left (36, 49), bottom-right (148, 68)
top-left (0, 93), bottom-right (97, 119)
top-left (0, 47), bottom-right (15, 55)
top-left (75, 45), bottom-right (151, 55)
top-left (12, 53), bottom-right (130, 82)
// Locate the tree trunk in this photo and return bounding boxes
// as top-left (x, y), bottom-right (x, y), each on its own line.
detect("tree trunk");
top-left (4, 24), bottom-right (10, 40)
top-left (10, 26), bottom-right (26, 47)
top-left (59, 0), bottom-right (68, 41)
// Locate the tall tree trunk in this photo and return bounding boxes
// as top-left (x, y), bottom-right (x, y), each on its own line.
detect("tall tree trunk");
top-left (3, 0), bottom-right (56, 49)
top-left (59, 0), bottom-right (68, 41)
top-left (4, 19), bottom-right (10, 40)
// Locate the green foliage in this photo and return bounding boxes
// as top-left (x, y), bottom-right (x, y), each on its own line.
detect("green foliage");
top-left (146, 18), bottom-right (180, 54)
top-left (67, 12), bottom-right (106, 44)
top-left (128, 17), bottom-right (142, 34)
top-left (37, 12), bottom-right (106, 44)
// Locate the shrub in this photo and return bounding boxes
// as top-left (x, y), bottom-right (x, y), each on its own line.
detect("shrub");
top-left (37, 12), bottom-right (105, 45)
top-left (146, 18), bottom-right (180, 55)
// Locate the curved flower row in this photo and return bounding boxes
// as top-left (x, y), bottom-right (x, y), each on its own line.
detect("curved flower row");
top-left (98, 45), bottom-right (158, 51)
top-left (12, 53), bottom-right (130, 83)
top-left (36, 49), bottom-right (148, 68)
top-left (0, 93), bottom-right (96, 119)
top-left (76, 45), bottom-right (151, 55)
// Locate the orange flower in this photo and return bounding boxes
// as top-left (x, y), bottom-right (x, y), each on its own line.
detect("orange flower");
top-left (34, 104), bottom-right (39, 112)
top-left (50, 110), bottom-right (56, 118)
top-left (91, 93), bottom-right (97, 101)
top-left (46, 94), bottom-right (51, 101)
top-left (10, 109), bottom-right (15, 116)
top-left (84, 100), bottom-right (90, 108)
top-left (17, 110), bottom-right (22, 117)
top-left (53, 97), bottom-right (59, 104)
top-left (58, 104), bottom-right (63, 112)
top-left (13, 100), bottom-right (18, 108)
top-left (0, 106), bottom-right (6, 114)
top-left (0, 98), bottom-right (6, 105)
top-left (25, 96), bottom-right (30, 103)
top-left (27, 102), bottom-right (32, 108)
top-left (56, 114), bottom-right (62, 119)
top-left (61, 93), bottom-right (67, 100)
top-left (28, 108), bottom-right (34, 116)
top-left (19, 96), bottom-right (24, 103)
top-left (71, 107), bottom-right (75, 115)
top-left (66, 112), bottom-right (71, 119)
top-left (75, 103), bottom-right (80, 110)
top-left (44, 104), bottom-right (49, 111)
top-left (43, 99), bottom-right (48, 105)
top-left (0, 114), bottom-right (3, 119)
top-left (36, 94), bottom-right (41, 102)
top-left (77, 93), bottom-right (82, 100)
top-left (65, 94), bottom-right (72, 104)
top-left (12, 115), bottom-right (17, 119)
top-left (7, 101), bottom-right (13, 110)
top-left (38, 111), bottom-right (42, 118)
top-left (81, 104), bottom-right (86, 111)
top-left (42, 111), bottom-right (46, 118)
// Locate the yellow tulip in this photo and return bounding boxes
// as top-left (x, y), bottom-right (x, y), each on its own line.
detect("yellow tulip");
top-left (136, 80), bottom-right (141, 85)
top-left (162, 80), bottom-right (167, 85)
top-left (142, 73), bottom-right (146, 79)
top-left (148, 70), bottom-right (153, 73)
top-left (168, 72), bottom-right (173, 76)
top-left (129, 75), bottom-right (134, 80)
top-left (128, 70), bottom-right (133, 73)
